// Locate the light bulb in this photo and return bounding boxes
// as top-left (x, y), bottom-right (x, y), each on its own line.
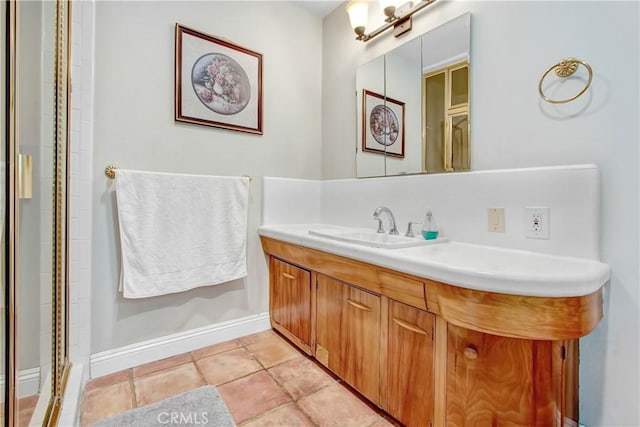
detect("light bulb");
top-left (346, 1), bottom-right (369, 37)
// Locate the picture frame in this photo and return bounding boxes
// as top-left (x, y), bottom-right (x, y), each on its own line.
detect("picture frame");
top-left (175, 24), bottom-right (263, 134)
top-left (362, 89), bottom-right (405, 157)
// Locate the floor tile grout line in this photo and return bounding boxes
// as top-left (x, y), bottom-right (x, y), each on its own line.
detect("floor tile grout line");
top-left (128, 373), bottom-right (138, 409)
top-left (227, 333), bottom-right (321, 426)
top-left (83, 368), bottom-right (132, 394)
top-left (245, 331), bottom-right (360, 426)
top-left (190, 353), bottom-right (210, 386)
top-left (130, 354), bottom-right (193, 379)
top-left (235, 401), bottom-right (315, 427)
top-left (191, 340), bottom-right (243, 361)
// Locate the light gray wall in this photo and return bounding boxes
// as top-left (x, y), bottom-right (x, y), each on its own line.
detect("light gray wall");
top-left (322, 1), bottom-right (639, 426)
top-left (91, 1), bottom-right (322, 352)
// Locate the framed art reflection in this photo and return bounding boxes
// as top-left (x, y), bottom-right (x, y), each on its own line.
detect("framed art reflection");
top-left (175, 24), bottom-right (263, 134)
top-left (362, 89), bottom-right (405, 157)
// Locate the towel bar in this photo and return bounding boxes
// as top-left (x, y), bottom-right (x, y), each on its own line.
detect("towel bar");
top-left (104, 165), bottom-right (253, 181)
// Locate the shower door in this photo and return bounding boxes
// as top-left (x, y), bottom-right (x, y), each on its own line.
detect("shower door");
top-left (4, 0), bottom-right (72, 425)
top-left (2, 0), bottom-right (9, 424)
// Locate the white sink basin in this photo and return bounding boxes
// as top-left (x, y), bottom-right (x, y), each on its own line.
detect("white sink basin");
top-left (308, 227), bottom-right (447, 249)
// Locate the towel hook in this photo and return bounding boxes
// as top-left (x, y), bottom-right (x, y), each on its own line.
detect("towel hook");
top-left (538, 57), bottom-right (593, 104)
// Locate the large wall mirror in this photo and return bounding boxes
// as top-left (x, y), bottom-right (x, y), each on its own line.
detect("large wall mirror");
top-left (356, 12), bottom-right (471, 178)
top-left (4, 0), bottom-right (72, 425)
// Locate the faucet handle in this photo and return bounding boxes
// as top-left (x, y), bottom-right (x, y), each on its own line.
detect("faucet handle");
top-left (374, 217), bottom-right (385, 234)
top-left (405, 221), bottom-right (422, 237)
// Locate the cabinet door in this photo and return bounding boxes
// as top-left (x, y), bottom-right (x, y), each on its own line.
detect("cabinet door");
top-left (316, 274), bottom-right (380, 404)
top-left (269, 257), bottom-right (312, 352)
top-left (386, 300), bottom-right (435, 427)
top-left (446, 324), bottom-right (564, 427)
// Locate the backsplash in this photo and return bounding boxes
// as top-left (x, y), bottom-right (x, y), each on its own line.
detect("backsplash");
top-left (263, 164), bottom-right (600, 260)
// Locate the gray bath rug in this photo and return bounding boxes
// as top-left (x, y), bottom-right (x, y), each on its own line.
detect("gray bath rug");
top-left (92, 385), bottom-right (236, 427)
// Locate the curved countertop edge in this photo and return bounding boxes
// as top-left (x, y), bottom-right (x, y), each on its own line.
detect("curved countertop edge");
top-left (257, 223), bottom-right (611, 299)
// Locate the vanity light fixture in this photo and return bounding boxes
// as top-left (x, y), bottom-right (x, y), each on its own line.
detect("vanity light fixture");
top-left (346, 0), bottom-right (437, 42)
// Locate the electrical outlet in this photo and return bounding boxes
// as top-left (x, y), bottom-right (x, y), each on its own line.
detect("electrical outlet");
top-left (525, 207), bottom-right (549, 239)
top-left (488, 208), bottom-right (505, 233)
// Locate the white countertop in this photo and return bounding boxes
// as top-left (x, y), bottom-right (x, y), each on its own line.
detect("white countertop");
top-left (258, 224), bottom-right (611, 298)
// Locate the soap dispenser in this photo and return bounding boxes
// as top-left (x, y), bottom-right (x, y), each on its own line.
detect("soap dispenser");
top-left (422, 209), bottom-right (439, 240)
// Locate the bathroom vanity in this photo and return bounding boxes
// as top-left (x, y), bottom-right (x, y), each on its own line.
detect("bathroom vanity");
top-left (259, 224), bottom-right (609, 427)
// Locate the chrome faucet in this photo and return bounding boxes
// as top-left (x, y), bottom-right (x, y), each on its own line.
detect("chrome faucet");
top-left (373, 206), bottom-right (399, 235)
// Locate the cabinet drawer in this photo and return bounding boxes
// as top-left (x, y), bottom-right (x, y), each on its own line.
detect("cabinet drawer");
top-left (378, 271), bottom-right (426, 310)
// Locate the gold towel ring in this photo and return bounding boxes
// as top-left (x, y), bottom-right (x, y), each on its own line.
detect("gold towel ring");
top-left (538, 58), bottom-right (593, 104)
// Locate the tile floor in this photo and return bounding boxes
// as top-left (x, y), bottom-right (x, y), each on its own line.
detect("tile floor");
top-left (19, 396), bottom-right (38, 427)
top-left (81, 329), bottom-right (399, 426)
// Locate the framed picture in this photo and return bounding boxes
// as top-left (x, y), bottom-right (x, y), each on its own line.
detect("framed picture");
top-left (175, 24), bottom-right (263, 134)
top-left (362, 89), bottom-right (405, 157)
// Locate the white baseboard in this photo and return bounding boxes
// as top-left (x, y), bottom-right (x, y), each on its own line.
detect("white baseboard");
top-left (90, 312), bottom-right (271, 378)
top-left (0, 367), bottom-right (41, 403)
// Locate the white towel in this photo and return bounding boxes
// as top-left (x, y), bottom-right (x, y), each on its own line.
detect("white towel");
top-left (114, 169), bottom-right (249, 299)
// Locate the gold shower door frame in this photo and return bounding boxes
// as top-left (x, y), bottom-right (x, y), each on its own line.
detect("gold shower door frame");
top-left (6, 0), bottom-right (72, 425)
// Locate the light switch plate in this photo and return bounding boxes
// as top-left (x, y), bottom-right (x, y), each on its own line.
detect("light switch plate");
top-left (488, 208), bottom-right (505, 233)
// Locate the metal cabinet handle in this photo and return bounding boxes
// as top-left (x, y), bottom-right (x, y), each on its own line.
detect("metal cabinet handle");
top-left (392, 318), bottom-right (429, 335)
top-left (281, 272), bottom-right (296, 280)
top-left (347, 299), bottom-right (372, 312)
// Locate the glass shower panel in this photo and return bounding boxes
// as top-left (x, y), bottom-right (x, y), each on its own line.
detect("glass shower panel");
top-left (16, 1), bottom-right (55, 424)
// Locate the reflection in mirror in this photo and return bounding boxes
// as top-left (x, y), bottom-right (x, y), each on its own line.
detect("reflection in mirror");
top-left (423, 61), bottom-right (470, 173)
top-left (355, 12), bottom-right (471, 177)
top-left (356, 55), bottom-right (386, 177)
top-left (385, 37), bottom-right (422, 176)
top-left (422, 13), bottom-right (470, 173)
top-left (423, 66), bottom-right (469, 174)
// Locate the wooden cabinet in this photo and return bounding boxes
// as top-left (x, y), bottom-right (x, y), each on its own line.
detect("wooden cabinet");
top-left (316, 274), bottom-right (381, 405)
top-left (261, 238), bottom-right (596, 427)
top-left (385, 300), bottom-right (436, 427)
top-left (446, 323), bottom-right (564, 427)
top-left (269, 257), bottom-right (313, 354)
